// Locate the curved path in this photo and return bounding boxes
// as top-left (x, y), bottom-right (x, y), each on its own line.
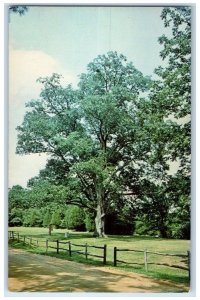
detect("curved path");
top-left (8, 248), bottom-right (189, 293)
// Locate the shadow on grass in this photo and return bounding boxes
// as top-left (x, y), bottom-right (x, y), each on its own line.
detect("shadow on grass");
top-left (106, 235), bottom-right (163, 243)
top-left (117, 264), bottom-right (189, 285)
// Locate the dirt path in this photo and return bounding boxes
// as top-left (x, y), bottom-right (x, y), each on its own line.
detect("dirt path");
top-left (8, 248), bottom-right (189, 293)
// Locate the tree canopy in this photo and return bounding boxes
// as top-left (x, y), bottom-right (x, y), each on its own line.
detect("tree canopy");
top-left (14, 7), bottom-right (191, 238)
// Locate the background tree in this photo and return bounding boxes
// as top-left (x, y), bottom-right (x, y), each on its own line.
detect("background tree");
top-left (63, 206), bottom-right (86, 231)
top-left (43, 210), bottom-right (52, 232)
top-left (27, 179), bottom-right (67, 234)
top-left (23, 208), bottom-right (43, 227)
top-left (129, 7), bottom-right (191, 238)
top-left (154, 7), bottom-right (191, 238)
top-left (155, 6), bottom-right (191, 172)
top-left (51, 209), bottom-right (61, 229)
top-left (8, 185), bottom-right (29, 211)
top-left (8, 185), bottom-right (29, 226)
top-left (84, 213), bottom-right (95, 232)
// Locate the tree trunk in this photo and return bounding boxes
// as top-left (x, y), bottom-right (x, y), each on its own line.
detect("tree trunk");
top-left (159, 225), bottom-right (168, 238)
top-left (159, 217), bottom-right (168, 238)
top-left (93, 177), bottom-right (107, 237)
top-left (48, 224), bottom-right (52, 236)
top-left (94, 202), bottom-right (105, 237)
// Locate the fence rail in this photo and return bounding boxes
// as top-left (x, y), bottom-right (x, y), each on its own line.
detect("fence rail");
top-left (113, 246), bottom-right (190, 279)
top-left (8, 231), bottom-right (107, 265)
top-left (8, 230), bottom-right (190, 279)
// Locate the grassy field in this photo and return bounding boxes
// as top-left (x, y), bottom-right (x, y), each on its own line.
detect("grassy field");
top-left (8, 226), bottom-right (190, 285)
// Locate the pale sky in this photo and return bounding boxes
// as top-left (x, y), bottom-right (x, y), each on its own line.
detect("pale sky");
top-left (9, 5), bottom-right (170, 188)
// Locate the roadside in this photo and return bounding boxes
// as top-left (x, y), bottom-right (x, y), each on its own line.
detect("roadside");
top-left (8, 248), bottom-right (189, 293)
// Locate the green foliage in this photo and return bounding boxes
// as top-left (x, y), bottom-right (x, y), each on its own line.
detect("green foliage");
top-left (129, 7), bottom-right (191, 239)
top-left (43, 210), bottom-right (52, 227)
top-left (168, 195), bottom-right (190, 239)
top-left (154, 7), bottom-right (191, 172)
top-left (134, 217), bottom-right (159, 237)
top-left (8, 185), bottom-right (29, 211)
top-left (16, 52), bottom-right (151, 236)
top-left (23, 208), bottom-right (43, 227)
top-left (64, 206), bottom-right (85, 231)
top-left (10, 217), bottom-right (23, 226)
top-left (51, 209), bottom-right (61, 228)
top-left (9, 207), bottom-right (24, 226)
top-left (78, 51), bottom-right (150, 95)
top-left (13, 8), bottom-right (191, 238)
top-left (26, 179), bottom-right (67, 208)
top-left (84, 213), bottom-right (95, 232)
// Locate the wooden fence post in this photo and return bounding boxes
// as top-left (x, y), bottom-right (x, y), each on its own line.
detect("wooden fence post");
top-left (103, 244), bottom-right (107, 265)
top-left (85, 243), bottom-right (88, 260)
top-left (17, 232), bottom-right (19, 242)
top-left (69, 241), bottom-right (72, 256)
top-left (46, 239), bottom-right (48, 253)
top-left (23, 236), bottom-right (25, 244)
top-left (187, 250), bottom-right (190, 282)
top-left (144, 248), bottom-right (148, 272)
top-left (114, 247), bottom-right (117, 266)
top-left (57, 240), bottom-right (59, 254)
top-left (30, 237), bottom-right (32, 246)
top-left (12, 231), bottom-right (14, 240)
top-left (37, 240), bottom-right (39, 247)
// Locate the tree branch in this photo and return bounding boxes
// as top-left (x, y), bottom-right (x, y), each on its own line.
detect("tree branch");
top-left (65, 198), bottom-right (95, 211)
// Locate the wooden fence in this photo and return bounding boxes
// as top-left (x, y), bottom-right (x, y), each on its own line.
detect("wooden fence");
top-left (8, 231), bottom-right (107, 265)
top-left (113, 246), bottom-right (190, 279)
top-left (8, 231), bottom-right (190, 279)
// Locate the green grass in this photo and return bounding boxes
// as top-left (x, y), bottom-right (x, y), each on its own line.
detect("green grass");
top-left (8, 226), bottom-right (190, 286)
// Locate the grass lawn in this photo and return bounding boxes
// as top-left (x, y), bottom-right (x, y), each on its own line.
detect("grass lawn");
top-left (8, 226), bottom-right (190, 285)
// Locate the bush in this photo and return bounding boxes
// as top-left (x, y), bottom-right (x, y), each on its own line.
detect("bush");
top-left (168, 196), bottom-right (190, 239)
top-left (169, 220), bottom-right (190, 239)
top-left (9, 208), bottom-right (23, 226)
top-left (134, 216), bottom-right (160, 237)
top-left (9, 217), bottom-right (23, 227)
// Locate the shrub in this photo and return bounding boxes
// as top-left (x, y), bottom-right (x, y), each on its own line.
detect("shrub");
top-left (9, 208), bottom-right (23, 226)
top-left (9, 217), bottom-right (23, 227)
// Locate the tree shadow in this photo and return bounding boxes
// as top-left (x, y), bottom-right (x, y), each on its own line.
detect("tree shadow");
top-left (106, 235), bottom-right (163, 243)
top-left (8, 249), bottom-right (189, 293)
